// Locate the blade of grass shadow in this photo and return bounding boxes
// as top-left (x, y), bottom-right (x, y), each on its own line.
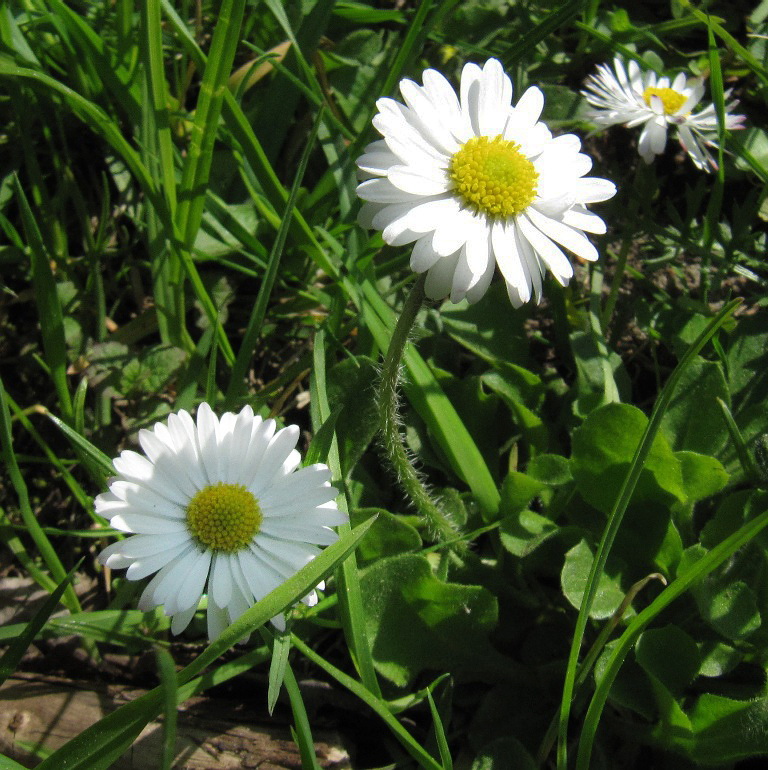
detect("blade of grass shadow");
top-left (575, 504), bottom-right (768, 769)
top-left (311, 330), bottom-right (382, 697)
top-left (36, 519), bottom-right (374, 770)
top-left (225, 107), bottom-right (324, 405)
top-left (556, 298), bottom-right (742, 770)
top-left (359, 280), bottom-right (501, 517)
top-left (13, 176), bottom-right (72, 421)
top-left (0, 560), bottom-right (81, 685)
top-left (0, 376), bottom-right (80, 613)
top-left (292, 635), bottom-right (442, 770)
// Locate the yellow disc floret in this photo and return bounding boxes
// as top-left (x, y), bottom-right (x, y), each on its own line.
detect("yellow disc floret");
top-left (642, 87), bottom-right (686, 115)
top-left (448, 135), bottom-right (538, 220)
top-left (186, 482), bottom-right (262, 552)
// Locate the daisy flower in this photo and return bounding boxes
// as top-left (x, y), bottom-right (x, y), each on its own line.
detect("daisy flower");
top-left (355, 58), bottom-right (616, 307)
top-left (97, 403), bottom-right (345, 641)
top-left (582, 56), bottom-right (745, 171)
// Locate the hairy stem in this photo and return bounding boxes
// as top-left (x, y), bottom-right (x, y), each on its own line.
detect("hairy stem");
top-left (378, 274), bottom-right (461, 546)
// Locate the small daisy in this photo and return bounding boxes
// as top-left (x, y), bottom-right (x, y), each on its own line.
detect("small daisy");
top-left (97, 403), bottom-right (345, 641)
top-left (582, 56), bottom-right (745, 171)
top-left (355, 58), bottom-right (615, 307)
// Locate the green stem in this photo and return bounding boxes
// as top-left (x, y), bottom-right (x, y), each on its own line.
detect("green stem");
top-left (378, 275), bottom-right (461, 546)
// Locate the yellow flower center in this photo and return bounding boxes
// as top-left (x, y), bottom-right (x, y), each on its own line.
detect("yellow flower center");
top-left (186, 482), bottom-right (262, 552)
top-left (642, 87), bottom-right (686, 115)
top-left (448, 135), bottom-right (538, 220)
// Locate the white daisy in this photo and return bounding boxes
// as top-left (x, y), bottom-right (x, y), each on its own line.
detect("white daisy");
top-left (582, 56), bottom-right (745, 171)
top-left (355, 58), bottom-right (616, 307)
top-left (97, 403), bottom-right (345, 641)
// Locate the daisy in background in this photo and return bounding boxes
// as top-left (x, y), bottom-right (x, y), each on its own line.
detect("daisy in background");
top-left (356, 58), bottom-right (616, 308)
top-left (582, 56), bottom-right (745, 172)
top-left (97, 403), bottom-right (345, 641)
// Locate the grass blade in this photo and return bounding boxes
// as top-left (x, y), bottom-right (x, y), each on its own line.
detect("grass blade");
top-left (292, 635), bottom-right (443, 770)
top-left (0, 560), bottom-right (81, 686)
top-left (155, 648), bottom-right (178, 770)
top-left (0, 375), bottom-right (79, 612)
top-left (13, 175), bottom-right (72, 420)
top-left (311, 330), bottom-right (382, 697)
top-left (225, 107), bottom-right (324, 403)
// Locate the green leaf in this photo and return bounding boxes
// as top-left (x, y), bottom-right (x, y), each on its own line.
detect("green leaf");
top-left (676, 451), bottom-right (729, 503)
top-left (526, 454), bottom-right (572, 486)
top-left (439, 284), bottom-right (530, 368)
top-left (687, 694), bottom-right (768, 765)
top-left (500, 509), bottom-right (571, 558)
top-left (499, 471), bottom-right (547, 517)
top-left (471, 737), bottom-right (537, 770)
top-left (561, 539), bottom-right (626, 620)
top-left (360, 553), bottom-right (499, 686)
top-left (349, 508), bottom-right (421, 562)
top-left (698, 641), bottom-right (741, 678)
top-left (635, 625), bottom-right (700, 697)
top-left (570, 330), bottom-right (625, 418)
top-left (660, 359), bottom-right (730, 455)
top-left (571, 403), bottom-right (686, 514)
top-left (697, 580), bottom-right (761, 641)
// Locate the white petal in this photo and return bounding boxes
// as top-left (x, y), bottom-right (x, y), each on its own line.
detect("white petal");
top-left (410, 235), bottom-right (443, 273)
top-left (491, 220), bottom-right (531, 304)
top-left (240, 549), bottom-right (282, 602)
top-left (572, 177), bottom-right (617, 204)
top-left (425, 252), bottom-right (460, 300)
top-left (526, 207), bottom-right (599, 261)
top-left (263, 464), bottom-right (333, 505)
top-left (460, 62), bottom-right (484, 135)
top-left (513, 86), bottom-right (544, 127)
top-left (388, 166), bottom-right (450, 196)
top-left (209, 552), bottom-right (233, 608)
top-left (206, 595), bottom-right (230, 641)
top-left (260, 517), bottom-right (341, 545)
top-left (562, 207), bottom-right (607, 235)
top-left (174, 549), bottom-right (212, 614)
top-left (196, 403), bottom-right (220, 486)
top-left (518, 213), bottom-right (573, 285)
top-left (399, 77), bottom-right (461, 155)
top-left (111, 513), bottom-right (188, 535)
top-left (125, 539), bottom-right (193, 580)
top-left (478, 58), bottom-right (513, 136)
top-left (171, 603), bottom-right (198, 635)
top-left (250, 425), bottom-right (300, 496)
top-left (357, 178), bottom-right (415, 204)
